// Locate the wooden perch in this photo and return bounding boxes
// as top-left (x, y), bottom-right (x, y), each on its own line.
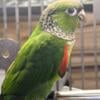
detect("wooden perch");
top-left (57, 89), bottom-right (100, 100)
top-left (0, 90), bottom-right (100, 100)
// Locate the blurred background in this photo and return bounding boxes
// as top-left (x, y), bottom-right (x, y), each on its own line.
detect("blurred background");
top-left (0, 0), bottom-right (100, 94)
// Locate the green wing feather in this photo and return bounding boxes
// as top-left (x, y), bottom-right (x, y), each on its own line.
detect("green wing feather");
top-left (2, 31), bottom-right (66, 99)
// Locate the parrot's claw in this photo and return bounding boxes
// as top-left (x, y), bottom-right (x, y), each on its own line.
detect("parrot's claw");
top-left (46, 91), bottom-right (57, 100)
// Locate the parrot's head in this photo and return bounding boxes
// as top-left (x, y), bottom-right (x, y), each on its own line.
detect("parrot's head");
top-left (40, 0), bottom-right (85, 41)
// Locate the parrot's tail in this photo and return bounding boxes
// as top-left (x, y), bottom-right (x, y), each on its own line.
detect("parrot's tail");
top-left (2, 95), bottom-right (25, 100)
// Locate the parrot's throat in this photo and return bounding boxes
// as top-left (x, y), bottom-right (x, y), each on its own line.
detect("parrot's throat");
top-left (40, 16), bottom-right (75, 41)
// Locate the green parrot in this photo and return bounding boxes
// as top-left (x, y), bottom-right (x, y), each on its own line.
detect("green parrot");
top-left (1, 0), bottom-right (85, 100)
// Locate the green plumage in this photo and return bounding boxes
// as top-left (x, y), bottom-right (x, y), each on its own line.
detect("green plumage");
top-left (1, 0), bottom-right (85, 99)
top-left (2, 25), bottom-right (66, 100)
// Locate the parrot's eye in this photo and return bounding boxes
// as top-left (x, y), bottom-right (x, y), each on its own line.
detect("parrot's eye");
top-left (65, 8), bottom-right (77, 16)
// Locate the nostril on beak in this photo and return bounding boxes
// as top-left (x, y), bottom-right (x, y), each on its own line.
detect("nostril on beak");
top-left (78, 9), bottom-right (86, 21)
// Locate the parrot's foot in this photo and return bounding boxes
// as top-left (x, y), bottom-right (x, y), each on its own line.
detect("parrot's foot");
top-left (46, 91), bottom-right (56, 100)
top-left (0, 95), bottom-right (3, 100)
top-left (65, 79), bottom-right (70, 86)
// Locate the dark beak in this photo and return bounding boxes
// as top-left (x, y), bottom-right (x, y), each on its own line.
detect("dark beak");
top-left (78, 9), bottom-right (86, 21)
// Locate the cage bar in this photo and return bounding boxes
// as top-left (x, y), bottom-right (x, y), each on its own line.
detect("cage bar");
top-left (93, 17), bottom-right (98, 88)
top-left (15, 0), bottom-right (20, 43)
top-left (28, 0), bottom-right (32, 35)
top-left (3, 0), bottom-right (7, 37)
top-left (80, 21), bottom-right (85, 89)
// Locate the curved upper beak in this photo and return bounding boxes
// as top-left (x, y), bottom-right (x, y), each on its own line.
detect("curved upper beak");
top-left (78, 9), bottom-right (86, 22)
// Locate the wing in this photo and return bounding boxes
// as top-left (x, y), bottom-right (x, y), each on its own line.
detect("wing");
top-left (2, 32), bottom-right (65, 95)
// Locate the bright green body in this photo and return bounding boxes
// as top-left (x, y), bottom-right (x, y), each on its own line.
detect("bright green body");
top-left (2, 25), bottom-right (67, 100)
top-left (1, 0), bottom-right (85, 99)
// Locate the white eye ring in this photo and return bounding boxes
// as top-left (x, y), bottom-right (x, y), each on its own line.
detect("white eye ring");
top-left (65, 8), bottom-right (77, 16)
